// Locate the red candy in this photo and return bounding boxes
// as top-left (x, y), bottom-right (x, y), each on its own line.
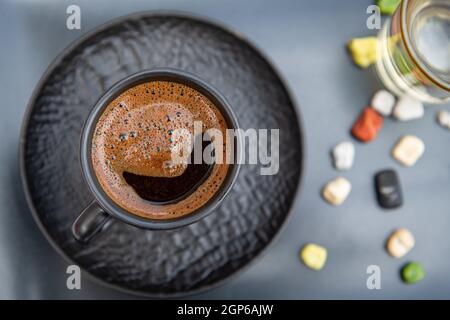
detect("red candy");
top-left (351, 107), bottom-right (383, 143)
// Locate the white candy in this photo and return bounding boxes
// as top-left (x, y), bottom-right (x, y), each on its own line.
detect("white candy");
top-left (437, 110), bottom-right (450, 130)
top-left (322, 177), bottom-right (351, 206)
top-left (392, 135), bottom-right (425, 167)
top-left (386, 228), bottom-right (415, 258)
top-left (393, 96), bottom-right (424, 121)
top-left (332, 141), bottom-right (355, 171)
top-left (371, 90), bottom-right (396, 116)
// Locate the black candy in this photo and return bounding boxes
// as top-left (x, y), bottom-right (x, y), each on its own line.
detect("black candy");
top-left (375, 169), bottom-right (403, 209)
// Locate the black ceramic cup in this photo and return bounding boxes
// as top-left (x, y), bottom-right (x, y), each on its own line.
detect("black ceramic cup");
top-left (72, 69), bottom-right (242, 243)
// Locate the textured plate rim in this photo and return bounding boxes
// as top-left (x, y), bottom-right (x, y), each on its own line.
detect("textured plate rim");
top-left (19, 9), bottom-right (306, 298)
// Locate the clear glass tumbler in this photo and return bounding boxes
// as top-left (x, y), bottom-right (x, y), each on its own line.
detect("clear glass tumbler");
top-left (376, 0), bottom-right (450, 104)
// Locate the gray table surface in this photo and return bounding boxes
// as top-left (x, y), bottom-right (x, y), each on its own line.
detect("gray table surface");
top-left (1, 0), bottom-right (449, 299)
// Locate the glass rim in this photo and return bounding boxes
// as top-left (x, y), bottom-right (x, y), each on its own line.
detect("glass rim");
top-left (400, 0), bottom-right (450, 91)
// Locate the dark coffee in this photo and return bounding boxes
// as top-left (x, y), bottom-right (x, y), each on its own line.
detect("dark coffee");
top-left (122, 140), bottom-right (213, 203)
top-left (91, 81), bottom-right (229, 219)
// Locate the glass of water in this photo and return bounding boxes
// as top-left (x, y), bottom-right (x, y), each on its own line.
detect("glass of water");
top-left (376, 0), bottom-right (450, 104)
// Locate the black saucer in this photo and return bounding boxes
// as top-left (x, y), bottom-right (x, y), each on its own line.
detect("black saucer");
top-left (20, 12), bottom-right (303, 297)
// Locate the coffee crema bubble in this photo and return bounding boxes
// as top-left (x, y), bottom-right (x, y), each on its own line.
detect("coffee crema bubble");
top-left (91, 81), bottom-right (229, 219)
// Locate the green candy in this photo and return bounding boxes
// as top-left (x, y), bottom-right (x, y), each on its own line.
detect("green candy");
top-left (376, 0), bottom-right (401, 15)
top-left (401, 262), bottom-right (425, 284)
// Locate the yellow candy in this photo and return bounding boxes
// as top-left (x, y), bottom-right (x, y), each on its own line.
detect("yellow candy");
top-left (347, 37), bottom-right (378, 68)
top-left (300, 243), bottom-right (327, 270)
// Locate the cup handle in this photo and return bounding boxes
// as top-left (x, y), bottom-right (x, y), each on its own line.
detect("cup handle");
top-left (72, 201), bottom-right (113, 244)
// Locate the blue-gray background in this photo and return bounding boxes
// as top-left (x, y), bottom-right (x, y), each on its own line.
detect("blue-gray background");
top-left (1, 0), bottom-right (449, 299)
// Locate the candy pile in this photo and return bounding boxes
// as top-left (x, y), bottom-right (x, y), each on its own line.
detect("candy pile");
top-left (301, 88), bottom-right (429, 284)
top-left (300, 88), bottom-right (431, 285)
top-left (298, 0), bottom-right (450, 288)
top-left (298, 0), bottom-right (442, 282)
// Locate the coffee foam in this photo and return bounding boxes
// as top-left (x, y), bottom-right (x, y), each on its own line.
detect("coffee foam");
top-left (91, 81), bottom-right (229, 219)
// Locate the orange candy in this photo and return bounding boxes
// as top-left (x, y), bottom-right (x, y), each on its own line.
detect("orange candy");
top-left (351, 107), bottom-right (383, 142)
